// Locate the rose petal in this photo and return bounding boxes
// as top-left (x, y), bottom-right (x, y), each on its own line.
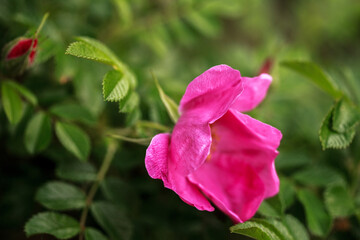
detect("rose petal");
top-left (145, 132), bottom-right (214, 211)
top-left (145, 133), bottom-right (172, 188)
top-left (210, 109), bottom-right (282, 198)
top-left (231, 73), bottom-right (272, 112)
top-left (188, 154), bottom-right (265, 223)
top-left (179, 65), bottom-right (243, 123)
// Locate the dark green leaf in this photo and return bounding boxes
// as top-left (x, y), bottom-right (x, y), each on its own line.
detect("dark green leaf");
top-left (55, 121), bottom-right (91, 161)
top-left (281, 61), bottom-right (342, 99)
top-left (324, 183), bottom-right (355, 217)
top-left (283, 215), bottom-right (309, 240)
top-left (25, 212), bottom-right (80, 239)
top-left (91, 201), bottom-right (132, 240)
top-left (293, 166), bottom-right (345, 187)
top-left (24, 112), bottom-right (52, 154)
top-left (279, 177), bottom-right (296, 210)
top-left (258, 195), bottom-right (283, 218)
top-left (103, 70), bottom-right (130, 102)
top-left (1, 82), bottom-right (23, 124)
top-left (320, 105), bottom-right (356, 149)
top-left (50, 103), bottom-right (97, 125)
top-left (230, 218), bottom-right (291, 240)
top-left (125, 107), bottom-right (141, 126)
top-left (35, 181), bottom-right (86, 210)
top-left (85, 227), bottom-right (109, 240)
top-left (56, 159), bottom-right (97, 182)
top-left (5, 81), bottom-right (37, 105)
top-left (119, 91), bottom-right (139, 113)
top-left (297, 189), bottom-right (332, 237)
top-left (332, 97), bottom-right (360, 133)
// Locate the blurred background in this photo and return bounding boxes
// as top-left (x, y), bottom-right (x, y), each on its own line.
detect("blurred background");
top-left (0, 0), bottom-right (360, 239)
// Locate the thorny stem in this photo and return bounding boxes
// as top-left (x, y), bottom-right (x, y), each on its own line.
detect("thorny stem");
top-left (78, 140), bottom-right (118, 240)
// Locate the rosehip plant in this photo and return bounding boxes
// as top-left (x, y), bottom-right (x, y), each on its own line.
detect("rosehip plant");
top-left (1, 1), bottom-right (360, 240)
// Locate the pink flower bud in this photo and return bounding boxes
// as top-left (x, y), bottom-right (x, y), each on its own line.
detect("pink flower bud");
top-left (6, 38), bottom-right (38, 64)
top-left (1, 37), bottom-right (38, 76)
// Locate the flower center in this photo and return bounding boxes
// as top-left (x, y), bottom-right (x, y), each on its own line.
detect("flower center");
top-left (206, 125), bottom-right (220, 161)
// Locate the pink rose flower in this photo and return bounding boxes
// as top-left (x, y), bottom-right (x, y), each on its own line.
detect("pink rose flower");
top-left (145, 65), bottom-right (282, 223)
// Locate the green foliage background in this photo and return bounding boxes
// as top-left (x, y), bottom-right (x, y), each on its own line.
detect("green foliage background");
top-left (0, 0), bottom-right (360, 239)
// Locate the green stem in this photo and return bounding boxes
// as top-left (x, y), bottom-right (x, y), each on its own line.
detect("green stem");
top-left (35, 13), bottom-right (49, 37)
top-left (78, 140), bottom-right (118, 240)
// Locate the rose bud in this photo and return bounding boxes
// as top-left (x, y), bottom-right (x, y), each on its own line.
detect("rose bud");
top-left (1, 37), bottom-right (38, 77)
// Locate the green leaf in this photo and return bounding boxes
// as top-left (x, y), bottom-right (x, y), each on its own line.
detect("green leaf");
top-left (103, 70), bottom-right (130, 102)
top-left (283, 215), bottom-right (309, 240)
top-left (50, 103), bottom-right (97, 125)
top-left (55, 121), bottom-right (91, 161)
top-left (56, 159), bottom-right (97, 182)
top-left (258, 195), bottom-right (284, 218)
top-left (35, 181), bottom-right (86, 210)
top-left (125, 107), bottom-right (141, 126)
top-left (85, 227), bottom-right (109, 240)
top-left (281, 61), bottom-right (342, 99)
top-left (320, 105), bottom-right (356, 149)
top-left (324, 183), bottom-right (355, 218)
top-left (230, 218), bottom-right (291, 240)
top-left (91, 201), bottom-right (132, 240)
top-left (297, 189), bottom-right (332, 237)
top-left (24, 112), bottom-right (52, 154)
top-left (293, 166), bottom-right (345, 187)
top-left (5, 81), bottom-right (37, 105)
top-left (279, 178), bottom-right (296, 210)
top-left (25, 212), bottom-right (80, 239)
top-left (65, 38), bottom-right (118, 67)
top-left (153, 75), bottom-right (179, 123)
top-left (332, 97), bottom-right (360, 133)
top-left (71, 37), bottom-right (137, 88)
top-left (119, 91), bottom-right (139, 113)
top-left (1, 82), bottom-right (23, 124)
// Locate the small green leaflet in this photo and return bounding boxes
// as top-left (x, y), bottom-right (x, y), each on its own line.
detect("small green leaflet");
top-left (1, 81), bottom-right (23, 124)
top-left (324, 183), bottom-right (355, 218)
top-left (230, 217), bottom-right (304, 240)
top-left (103, 70), bottom-right (130, 102)
top-left (35, 181), bottom-right (86, 210)
top-left (293, 165), bottom-right (345, 187)
top-left (153, 73), bottom-right (179, 123)
top-left (50, 103), bottom-right (97, 125)
top-left (85, 227), bottom-right (109, 240)
top-left (65, 36), bottom-right (137, 88)
top-left (55, 121), bottom-right (91, 161)
top-left (119, 91), bottom-right (139, 113)
top-left (24, 111), bottom-right (52, 154)
top-left (65, 37), bottom-right (119, 67)
top-left (56, 159), bottom-right (97, 182)
top-left (91, 201), bottom-right (132, 240)
top-left (5, 81), bottom-right (38, 105)
top-left (258, 194), bottom-right (284, 218)
top-left (320, 104), bottom-right (356, 150)
top-left (281, 61), bottom-right (342, 99)
top-left (25, 212), bottom-right (80, 239)
top-left (297, 189), bottom-right (332, 237)
top-left (282, 215), bottom-right (309, 240)
top-left (332, 97), bottom-right (360, 133)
